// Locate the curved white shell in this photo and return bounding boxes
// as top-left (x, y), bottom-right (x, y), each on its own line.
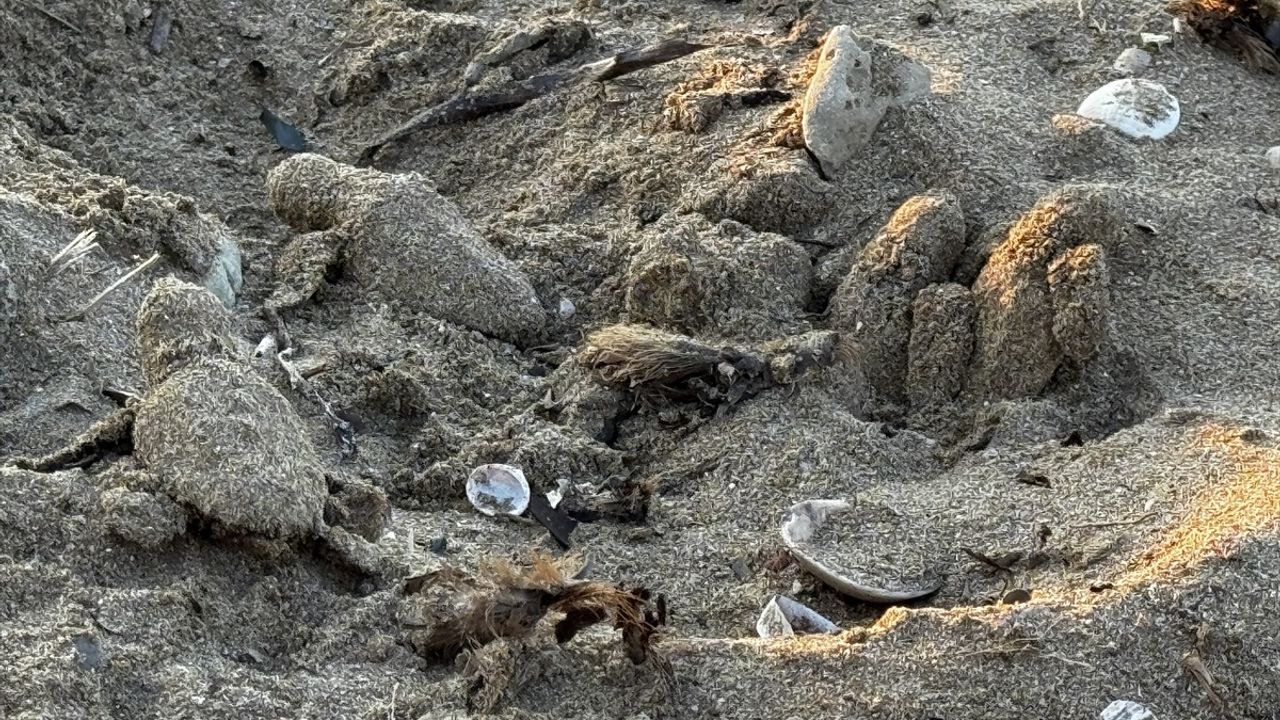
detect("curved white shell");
top-left (1076, 79), bottom-right (1179, 140)
top-left (756, 595), bottom-right (840, 638)
top-left (466, 464), bottom-right (530, 517)
top-left (779, 499), bottom-right (943, 603)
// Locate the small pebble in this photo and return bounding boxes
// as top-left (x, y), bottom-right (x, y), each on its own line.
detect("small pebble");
top-left (1112, 48), bottom-right (1151, 75)
top-left (558, 297), bottom-right (576, 319)
top-left (1265, 146), bottom-right (1280, 170)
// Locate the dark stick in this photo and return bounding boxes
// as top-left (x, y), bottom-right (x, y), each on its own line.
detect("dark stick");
top-left (357, 38), bottom-right (711, 165)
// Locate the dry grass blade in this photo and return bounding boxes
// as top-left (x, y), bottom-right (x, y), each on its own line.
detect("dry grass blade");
top-left (62, 252), bottom-right (160, 322)
top-left (48, 229), bottom-right (100, 276)
top-left (18, 0), bottom-right (82, 34)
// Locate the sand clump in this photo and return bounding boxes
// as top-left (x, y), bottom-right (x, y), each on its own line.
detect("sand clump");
top-left (829, 190), bottom-right (966, 409)
top-left (623, 214), bottom-right (811, 340)
top-left (266, 153), bottom-right (545, 344)
top-left (2, 0), bottom-right (1280, 717)
top-left (968, 184), bottom-right (1124, 402)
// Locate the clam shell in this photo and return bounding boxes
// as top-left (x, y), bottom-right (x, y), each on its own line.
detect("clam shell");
top-left (779, 499), bottom-right (943, 603)
top-left (466, 463), bottom-right (531, 517)
top-left (1076, 79), bottom-right (1179, 140)
top-left (756, 595), bottom-right (840, 638)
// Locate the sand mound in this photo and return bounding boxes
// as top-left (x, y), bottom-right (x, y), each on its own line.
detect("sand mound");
top-left (2, 0), bottom-right (1280, 717)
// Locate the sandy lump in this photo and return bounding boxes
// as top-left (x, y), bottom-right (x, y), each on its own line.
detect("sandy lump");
top-left (830, 191), bottom-right (966, 409)
top-left (968, 184), bottom-right (1124, 402)
top-left (265, 153), bottom-right (545, 344)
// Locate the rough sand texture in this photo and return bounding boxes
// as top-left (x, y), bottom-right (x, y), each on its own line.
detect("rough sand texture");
top-left (2, 0), bottom-right (1280, 718)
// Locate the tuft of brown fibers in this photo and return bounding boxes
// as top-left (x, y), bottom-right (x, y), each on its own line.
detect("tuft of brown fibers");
top-left (1169, 0), bottom-right (1280, 73)
top-left (580, 324), bottom-right (723, 389)
top-left (405, 553), bottom-right (666, 666)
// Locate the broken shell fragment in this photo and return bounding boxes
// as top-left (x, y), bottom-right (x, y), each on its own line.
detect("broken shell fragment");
top-left (466, 464), bottom-right (531, 517)
top-left (1076, 79), bottom-right (1179, 140)
top-left (756, 595), bottom-right (839, 638)
top-left (779, 499), bottom-right (944, 603)
top-left (1100, 699), bottom-right (1155, 720)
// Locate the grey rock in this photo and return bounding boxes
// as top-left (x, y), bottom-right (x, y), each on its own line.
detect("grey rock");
top-left (801, 26), bottom-right (933, 173)
top-left (802, 26), bottom-right (883, 173)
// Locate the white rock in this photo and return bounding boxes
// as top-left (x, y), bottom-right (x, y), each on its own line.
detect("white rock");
top-left (1141, 32), bottom-right (1172, 48)
top-left (1266, 146), bottom-right (1280, 170)
top-left (558, 297), bottom-right (576, 319)
top-left (756, 595), bottom-right (840, 638)
top-left (1100, 699), bottom-right (1155, 720)
top-left (802, 26), bottom-right (884, 173)
top-left (1076, 79), bottom-right (1179, 140)
top-left (465, 464), bottom-right (530, 517)
top-left (1112, 48), bottom-right (1151, 75)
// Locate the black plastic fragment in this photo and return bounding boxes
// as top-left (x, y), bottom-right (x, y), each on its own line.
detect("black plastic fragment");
top-left (526, 491), bottom-right (577, 549)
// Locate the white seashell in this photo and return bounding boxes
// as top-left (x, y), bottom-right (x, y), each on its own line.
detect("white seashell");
top-left (1140, 32), bottom-right (1172, 48)
top-left (779, 499), bottom-right (943, 603)
top-left (1266, 146), bottom-right (1280, 170)
top-left (466, 463), bottom-right (531, 517)
top-left (1076, 79), bottom-right (1179, 140)
top-left (253, 334), bottom-right (277, 358)
top-left (756, 595), bottom-right (840, 638)
top-left (1112, 48), bottom-right (1151, 75)
top-left (1100, 700), bottom-right (1155, 720)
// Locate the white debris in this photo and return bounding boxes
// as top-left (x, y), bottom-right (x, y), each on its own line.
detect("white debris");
top-left (1265, 146), bottom-right (1280, 170)
top-left (558, 297), bottom-right (576, 319)
top-left (756, 595), bottom-right (840, 638)
top-left (1100, 699), bottom-right (1156, 720)
top-left (1076, 79), bottom-right (1180, 140)
top-left (1140, 32), bottom-right (1172, 48)
top-left (465, 464), bottom-right (531, 517)
top-left (253, 334), bottom-right (277, 358)
top-left (1112, 48), bottom-right (1151, 75)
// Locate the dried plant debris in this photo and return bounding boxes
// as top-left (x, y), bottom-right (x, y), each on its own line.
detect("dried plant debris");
top-left (579, 324), bottom-right (843, 406)
top-left (360, 37), bottom-right (711, 163)
top-left (1169, 0), bottom-right (1280, 72)
top-left (403, 554), bottom-right (666, 665)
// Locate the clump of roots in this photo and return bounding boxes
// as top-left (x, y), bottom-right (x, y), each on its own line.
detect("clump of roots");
top-left (1168, 0), bottom-right (1280, 72)
top-left (579, 324), bottom-right (843, 405)
top-left (405, 553), bottom-right (666, 666)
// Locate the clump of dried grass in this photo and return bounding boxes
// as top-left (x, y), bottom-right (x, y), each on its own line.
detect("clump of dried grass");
top-left (405, 552), bottom-right (666, 666)
top-left (579, 323), bottom-right (843, 404)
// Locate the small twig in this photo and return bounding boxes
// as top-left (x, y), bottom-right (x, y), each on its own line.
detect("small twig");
top-left (276, 348), bottom-right (357, 460)
top-left (1068, 512), bottom-right (1158, 530)
top-left (20, 0), bottom-right (83, 34)
top-left (962, 547), bottom-right (1015, 573)
top-left (359, 38), bottom-right (711, 164)
top-left (62, 252), bottom-right (160, 322)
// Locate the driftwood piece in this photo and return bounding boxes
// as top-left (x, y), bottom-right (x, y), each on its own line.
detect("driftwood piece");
top-left (358, 39), bottom-right (711, 165)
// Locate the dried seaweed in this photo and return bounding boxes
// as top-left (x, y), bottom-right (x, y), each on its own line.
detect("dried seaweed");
top-left (358, 39), bottom-right (711, 164)
top-left (405, 554), bottom-right (666, 665)
top-left (579, 324), bottom-right (842, 406)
